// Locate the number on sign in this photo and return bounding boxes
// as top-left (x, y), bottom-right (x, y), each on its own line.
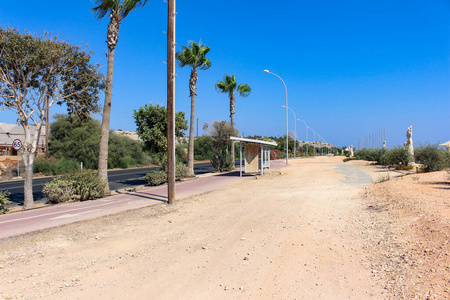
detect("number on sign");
top-left (12, 139), bottom-right (22, 151)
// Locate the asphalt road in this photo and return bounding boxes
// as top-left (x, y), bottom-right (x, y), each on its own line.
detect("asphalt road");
top-left (0, 161), bottom-right (216, 207)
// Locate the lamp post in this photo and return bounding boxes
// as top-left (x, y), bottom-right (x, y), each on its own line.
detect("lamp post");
top-left (264, 70), bottom-right (288, 165)
top-left (297, 118), bottom-right (308, 156)
top-left (309, 127), bottom-right (317, 157)
top-left (282, 105), bottom-right (296, 158)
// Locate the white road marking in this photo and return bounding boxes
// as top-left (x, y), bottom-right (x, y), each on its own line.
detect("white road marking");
top-left (0, 198), bottom-right (136, 225)
top-left (48, 209), bottom-right (102, 220)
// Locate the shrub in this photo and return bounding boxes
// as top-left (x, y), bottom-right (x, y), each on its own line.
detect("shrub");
top-left (33, 157), bottom-right (79, 175)
top-left (56, 157), bottom-right (80, 174)
top-left (68, 173), bottom-right (107, 201)
top-left (415, 144), bottom-right (450, 172)
top-left (144, 163), bottom-right (189, 186)
top-left (50, 114), bottom-right (148, 170)
top-left (176, 163), bottom-right (189, 179)
top-left (270, 149), bottom-right (283, 160)
top-left (0, 191), bottom-right (11, 214)
top-left (381, 147), bottom-right (411, 167)
top-left (43, 177), bottom-right (75, 203)
top-left (194, 135), bottom-right (214, 161)
top-left (43, 172), bottom-right (106, 204)
top-left (176, 144), bottom-right (188, 164)
top-left (33, 157), bottom-right (58, 175)
top-left (355, 148), bottom-right (385, 162)
top-left (211, 149), bottom-right (234, 172)
top-left (145, 171), bottom-right (167, 186)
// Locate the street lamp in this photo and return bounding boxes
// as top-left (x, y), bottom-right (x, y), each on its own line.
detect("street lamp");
top-left (309, 127), bottom-right (317, 157)
top-left (264, 70), bottom-right (288, 165)
top-left (282, 105), bottom-right (296, 158)
top-left (297, 118), bottom-right (308, 156)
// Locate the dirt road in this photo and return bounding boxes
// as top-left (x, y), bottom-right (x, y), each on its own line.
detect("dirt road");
top-left (0, 156), bottom-right (448, 299)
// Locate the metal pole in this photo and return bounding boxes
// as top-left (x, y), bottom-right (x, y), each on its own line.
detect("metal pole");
top-left (167, 0), bottom-right (176, 204)
top-left (17, 151), bottom-right (19, 177)
top-left (240, 142), bottom-right (242, 177)
top-left (264, 70), bottom-right (288, 165)
top-left (45, 94), bottom-right (49, 160)
top-left (283, 105), bottom-right (296, 158)
top-left (298, 119), bottom-right (307, 156)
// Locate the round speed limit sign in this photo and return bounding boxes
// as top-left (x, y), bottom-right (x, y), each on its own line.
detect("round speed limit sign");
top-left (12, 139), bottom-right (22, 151)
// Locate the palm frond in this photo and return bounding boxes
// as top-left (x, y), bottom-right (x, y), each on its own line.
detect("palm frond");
top-left (92, 0), bottom-right (148, 19)
top-left (176, 40), bottom-right (211, 70)
top-left (237, 83), bottom-right (251, 97)
top-left (92, 0), bottom-right (118, 19)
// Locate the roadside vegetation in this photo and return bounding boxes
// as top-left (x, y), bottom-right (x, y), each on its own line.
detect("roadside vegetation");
top-left (43, 173), bottom-right (106, 204)
top-left (348, 144), bottom-right (450, 172)
top-left (41, 114), bottom-right (148, 174)
top-left (0, 191), bottom-right (11, 214)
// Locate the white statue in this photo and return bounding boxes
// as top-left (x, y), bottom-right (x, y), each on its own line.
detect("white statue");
top-left (404, 125), bottom-right (414, 163)
top-left (349, 145), bottom-right (354, 157)
top-left (383, 141), bottom-right (386, 149)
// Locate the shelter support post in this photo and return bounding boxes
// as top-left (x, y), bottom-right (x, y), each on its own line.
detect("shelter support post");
top-left (240, 142), bottom-right (242, 177)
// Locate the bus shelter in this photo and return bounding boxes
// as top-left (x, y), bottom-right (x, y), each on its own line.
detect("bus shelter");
top-left (230, 136), bottom-right (278, 177)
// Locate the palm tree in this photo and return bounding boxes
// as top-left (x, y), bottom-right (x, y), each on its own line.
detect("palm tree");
top-left (92, 0), bottom-right (148, 192)
top-left (215, 74), bottom-right (251, 160)
top-left (176, 41), bottom-right (211, 177)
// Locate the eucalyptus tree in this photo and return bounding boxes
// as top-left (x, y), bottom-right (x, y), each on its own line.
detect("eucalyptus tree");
top-left (0, 27), bottom-right (103, 208)
top-left (176, 41), bottom-right (211, 177)
top-left (215, 74), bottom-right (251, 160)
top-left (92, 0), bottom-right (149, 192)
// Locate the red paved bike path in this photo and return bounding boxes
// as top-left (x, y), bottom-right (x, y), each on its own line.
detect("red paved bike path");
top-left (0, 161), bottom-right (285, 240)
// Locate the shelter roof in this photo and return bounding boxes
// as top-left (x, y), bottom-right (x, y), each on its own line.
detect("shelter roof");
top-left (230, 136), bottom-right (277, 146)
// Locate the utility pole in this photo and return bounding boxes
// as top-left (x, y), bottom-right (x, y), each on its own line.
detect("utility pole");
top-left (167, 0), bottom-right (176, 204)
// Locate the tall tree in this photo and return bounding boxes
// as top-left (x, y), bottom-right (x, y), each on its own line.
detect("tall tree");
top-left (133, 103), bottom-right (188, 155)
top-left (215, 74), bottom-right (251, 161)
top-left (92, 0), bottom-right (149, 192)
top-left (0, 27), bottom-right (103, 208)
top-left (176, 41), bottom-right (211, 177)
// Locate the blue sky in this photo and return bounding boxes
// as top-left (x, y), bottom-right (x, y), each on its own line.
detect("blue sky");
top-left (1, 0), bottom-right (449, 148)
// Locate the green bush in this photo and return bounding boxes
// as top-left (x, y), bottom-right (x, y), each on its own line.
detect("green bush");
top-left (33, 157), bottom-right (58, 175)
top-left (176, 163), bottom-right (189, 179)
top-left (144, 163), bottom-right (190, 186)
top-left (43, 172), bottom-right (106, 204)
top-left (0, 191), bottom-right (11, 214)
top-left (144, 171), bottom-right (167, 186)
top-left (211, 149), bottom-right (234, 172)
top-left (43, 177), bottom-right (75, 203)
top-left (194, 135), bottom-right (214, 161)
top-left (33, 157), bottom-right (79, 175)
top-left (381, 147), bottom-right (411, 166)
top-left (355, 148), bottom-right (385, 162)
top-left (69, 173), bottom-right (107, 201)
top-left (56, 157), bottom-right (80, 174)
top-left (50, 114), bottom-right (148, 170)
top-left (176, 143), bottom-right (188, 164)
top-left (415, 144), bottom-right (450, 172)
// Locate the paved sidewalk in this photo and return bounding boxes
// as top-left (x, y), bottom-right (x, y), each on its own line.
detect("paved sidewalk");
top-left (0, 160), bottom-right (285, 240)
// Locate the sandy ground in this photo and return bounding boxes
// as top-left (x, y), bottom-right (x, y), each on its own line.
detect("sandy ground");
top-left (0, 156), bottom-right (449, 299)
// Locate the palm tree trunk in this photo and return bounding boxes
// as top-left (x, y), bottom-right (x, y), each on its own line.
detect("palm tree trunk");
top-left (187, 93), bottom-right (196, 177)
top-left (98, 16), bottom-right (120, 193)
top-left (187, 69), bottom-right (198, 177)
top-left (98, 44), bottom-right (115, 193)
top-left (230, 95), bottom-right (236, 162)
